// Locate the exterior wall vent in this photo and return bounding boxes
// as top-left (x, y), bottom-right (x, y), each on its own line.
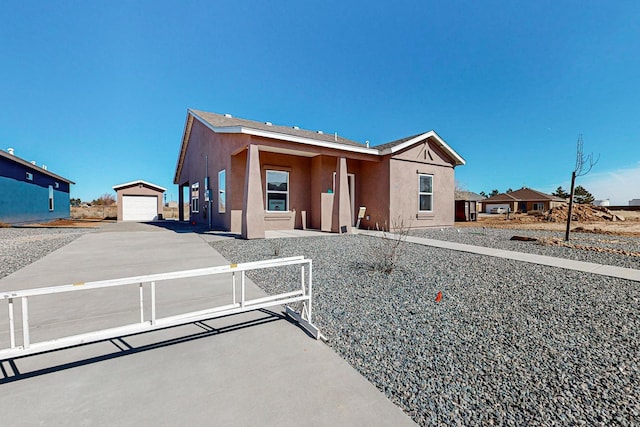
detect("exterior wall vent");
top-left (7, 147), bottom-right (14, 155)
top-left (26, 172), bottom-right (33, 181)
top-left (224, 113), bottom-right (232, 118)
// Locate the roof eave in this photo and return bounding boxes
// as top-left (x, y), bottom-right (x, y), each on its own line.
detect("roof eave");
top-left (174, 112), bottom-right (194, 184)
top-left (0, 150), bottom-right (75, 184)
top-left (189, 110), bottom-right (378, 156)
top-left (113, 180), bottom-right (167, 192)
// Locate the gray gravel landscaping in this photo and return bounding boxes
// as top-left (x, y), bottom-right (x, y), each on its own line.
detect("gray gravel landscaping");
top-left (0, 228), bottom-right (91, 279)
top-left (411, 227), bottom-right (640, 270)
top-left (211, 234), bottom-right (640, 426)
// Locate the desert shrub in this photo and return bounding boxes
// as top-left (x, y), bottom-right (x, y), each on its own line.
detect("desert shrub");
top-left (364, 217), bottom-right (410, 274)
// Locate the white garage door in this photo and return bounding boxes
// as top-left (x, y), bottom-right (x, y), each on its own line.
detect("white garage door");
top-left (122, 196), bottom-right (158, 221)
top-left (485, 203), bottom-right (511, 213)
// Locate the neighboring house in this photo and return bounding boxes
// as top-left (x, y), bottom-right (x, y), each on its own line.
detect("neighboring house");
top-left (455, 190), bottom-right (483, 221)
top-left (0, 148), bottom-right (74, 224)
top-left (113, 180), bottom-right (166, 222)
top-left (174, 109), bottom-right (465, 238)
top-left (482, 187), bottom-right (566, 213)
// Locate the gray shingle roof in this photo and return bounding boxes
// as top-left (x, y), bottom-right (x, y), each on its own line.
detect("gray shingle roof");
top-left (482, 187), bottom-right (566, 202)
top-left (190, 109), bottom-right (368, 149)
top-left (374, 133), bottom-right (426, 151)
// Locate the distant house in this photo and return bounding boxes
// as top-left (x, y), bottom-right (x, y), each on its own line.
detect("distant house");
top-left (0, 148), bottom-right (74, 224)
top-left (455, 190), bottom-right (483, 221)
top-left (112, 180), bottom-right (166, 222)
top-left (174, 109), bottom-right (465, 238)
top-left (481, 187), bottom-right (566, 213)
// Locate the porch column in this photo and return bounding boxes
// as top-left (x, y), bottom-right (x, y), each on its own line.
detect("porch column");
top-left (331, 156), bottom-right (352, 234)
top-left (242, 144), bottom-right (265, 239)
top-left (178, 184), bottom-right (185, 222)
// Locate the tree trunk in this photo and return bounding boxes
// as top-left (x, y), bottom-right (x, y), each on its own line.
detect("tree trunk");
top-left (564, 171), bottom-right (577, 241)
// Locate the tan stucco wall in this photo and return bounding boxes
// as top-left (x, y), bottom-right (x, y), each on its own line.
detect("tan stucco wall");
top-left (176, 120), bottom-right (250, 230)
top-left (387, 139), bottom-right (456, 229)
top-left (258, 150), bottom-right (312, 230)
top-left (357, 160), bottom-right (390, 230)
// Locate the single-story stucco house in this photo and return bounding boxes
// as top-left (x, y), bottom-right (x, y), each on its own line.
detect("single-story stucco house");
top-left (482, 187), bottom-right (566, 213)
top-left (173, 109), bottom-right (465, 238)
top-left (0, 148), bottom-right (74, 224)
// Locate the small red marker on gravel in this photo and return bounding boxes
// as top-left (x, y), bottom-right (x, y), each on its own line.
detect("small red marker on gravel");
top-left (435, 291), bottom-right (443, 302)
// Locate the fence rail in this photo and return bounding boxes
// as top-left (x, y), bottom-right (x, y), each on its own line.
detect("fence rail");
top-left (1, 256), bottom-right (319, 360)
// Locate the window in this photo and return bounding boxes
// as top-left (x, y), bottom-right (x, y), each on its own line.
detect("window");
top-left (48, 185), bottom-right (54, 211)
top-left (266, 170), bottom-right (288, 211)
top-left (191, 182), bottom-right (200, 213)
top-left (532, 202), bottom-right (544, 211)
top-left (218, 170), bottom-right (226, 213)
top-left (418, 174), bottom-right (433, 212)
top-left (26, 172), bottom-right (33, 181)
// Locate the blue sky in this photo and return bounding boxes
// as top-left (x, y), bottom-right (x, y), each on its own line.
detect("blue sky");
top-left (1, 1), bottom-right (639, 205)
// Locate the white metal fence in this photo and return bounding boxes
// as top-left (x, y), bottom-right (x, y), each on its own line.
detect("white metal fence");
top-left (0, 256), bottom-right (319, 360)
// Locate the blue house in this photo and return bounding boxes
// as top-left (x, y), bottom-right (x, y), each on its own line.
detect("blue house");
top-left (0, 148), bottom-right (74, 224)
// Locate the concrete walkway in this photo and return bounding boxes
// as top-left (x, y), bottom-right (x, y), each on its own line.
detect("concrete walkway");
top-left (0, 223), bottom-right (415, 426)
top-left (359, 230), bottom-right (640, 282)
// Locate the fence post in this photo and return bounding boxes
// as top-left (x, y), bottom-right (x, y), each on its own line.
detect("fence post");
top-left (22, 297), bottom-right (30, 349)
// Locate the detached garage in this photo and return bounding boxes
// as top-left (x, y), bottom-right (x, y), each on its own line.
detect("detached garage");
top-left (113, 180), bottom-right (166, 222)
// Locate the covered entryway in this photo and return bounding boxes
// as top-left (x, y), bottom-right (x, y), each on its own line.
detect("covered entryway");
top-left (113, 180), bottom-right (166, 222)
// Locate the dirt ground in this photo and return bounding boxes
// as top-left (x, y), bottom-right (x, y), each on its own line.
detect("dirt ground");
top-left (20, 218), bottom-right (111, 228)
top-left (458, 209), bottom-right (640, 237)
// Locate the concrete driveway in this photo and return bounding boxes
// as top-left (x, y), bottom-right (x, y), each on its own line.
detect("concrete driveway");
top-left (0, 222), bottom-right (415, 426)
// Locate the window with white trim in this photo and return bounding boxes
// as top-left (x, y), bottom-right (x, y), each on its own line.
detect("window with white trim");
top-left (532, 202), bottom-right (544, 211)
top-left (418, 174), bottom-right (433, 212)
top-left (266, 170), bottom-right (289, 211)
top-left (48, 185), bottom-right (54, 211)
top-left (191, 182), bottom-right (200, 213)
top-left (218, 170), bottom-right (226, 213)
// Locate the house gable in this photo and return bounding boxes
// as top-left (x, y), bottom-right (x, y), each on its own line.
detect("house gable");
top-left (389, 136), bottom-right (459, 167)
top-left (377, 131), bottom-right (465, 166)
top-left (113, 180), bottom-right (167, 193)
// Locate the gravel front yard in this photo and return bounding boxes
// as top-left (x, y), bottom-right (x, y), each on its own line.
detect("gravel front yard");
top-left (211, 233), bottom-right (640, 426)
top-left (2, 227), bottom-right (638, 425)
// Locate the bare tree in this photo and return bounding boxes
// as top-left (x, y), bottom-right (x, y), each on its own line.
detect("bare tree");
top-left (565, 135), bottom-right (599, 241)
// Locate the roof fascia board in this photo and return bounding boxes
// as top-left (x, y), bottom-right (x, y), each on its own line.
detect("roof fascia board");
top-left (189, 110), bottom-right (378, 156)
top-left (0, 150), bottom-right (75, 184)
top-left (113, 180), bottom-right (167, 192)
top-left (174, 113), bottom-right (194, 184)
top-left (381, 131), bottom-right (466, 166)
